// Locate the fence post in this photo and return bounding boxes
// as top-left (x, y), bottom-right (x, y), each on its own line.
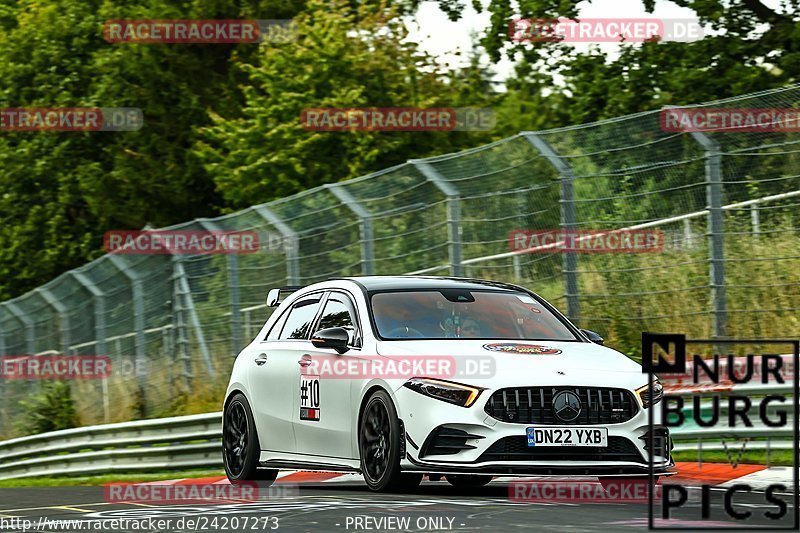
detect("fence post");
top-left (751, 205), bottom-right (760, 237)
top-left (171, 256), bottom-right (214, 377)
top-left (523, 133), bottom-right (580, 323)
top-left (683, 219), bottom-right (694, 249)
top-left (197, 220), bottom-right (242, 356)
top-left (252, 205), bottom-right (300, 285)
top-left (70, 271), bottom-right (107, 359)
top-left (690, 132), bottom-right (727, 338)
top-left (228, 253), bottom-right (242, 353)
top-left (513, 193), bottom-right (526, 281)
top-left (4, 302), bottom-right (35, 354)
top-left (35, 287), bottom-right (70, 354)
top-left (411, 160), bottom-right (462, 276)
top-left (171, 258), bottom-right (193, 393)
top-left (326, 184), bottom-right (375, 275)
top-left (107, 255), bottom-right (150, 416)
top-left (70, 271), bottom-right (109, 421)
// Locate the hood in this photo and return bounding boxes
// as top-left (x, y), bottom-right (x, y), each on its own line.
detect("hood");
top-left (375, 339), bottom-right (646, 390)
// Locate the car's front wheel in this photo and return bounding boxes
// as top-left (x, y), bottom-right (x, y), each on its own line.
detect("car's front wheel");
top-left (359, 390), bottom-right (422, 492)
top-left (223, 393), bottom-right (279, 485)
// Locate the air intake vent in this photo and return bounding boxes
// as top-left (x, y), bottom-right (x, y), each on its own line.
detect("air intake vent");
top-left (420, 427), bottom-right (484, 457)
top-left (640, 427), bottom-right (672, 459)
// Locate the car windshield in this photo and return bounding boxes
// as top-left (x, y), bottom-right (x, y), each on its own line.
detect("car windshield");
top-left (370, 290), bottom-right (578, 341)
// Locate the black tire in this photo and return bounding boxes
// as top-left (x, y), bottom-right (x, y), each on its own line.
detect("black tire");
top-left (223, 393), bottom-right (279, 485)
top-left (359, 390), bottom-right (422, 492)
top-left (445, 474), bottom-right (493, 488)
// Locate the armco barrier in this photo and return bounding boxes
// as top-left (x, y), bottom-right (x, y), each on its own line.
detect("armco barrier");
top-left (0, 385), bottom-right (794, 481)
top-left (0, 412), bottom-right (222, 480)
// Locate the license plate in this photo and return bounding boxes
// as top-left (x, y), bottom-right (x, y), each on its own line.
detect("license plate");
top-left (526, 427), bottom-right (608, 447)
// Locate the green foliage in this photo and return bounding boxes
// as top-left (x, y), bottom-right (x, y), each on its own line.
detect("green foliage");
top-left (1, 0), bottom-right (799, 317)
top-left (0, 0), bottom-right (497, 299)
top-left (0, 0), bottom-right (305, 300)
top-left (470, 0), bottom-right (800, 124)
top-left (16, 381), bottom-right (80, 434)
top-left (194, 0), bottom-right (495, 209)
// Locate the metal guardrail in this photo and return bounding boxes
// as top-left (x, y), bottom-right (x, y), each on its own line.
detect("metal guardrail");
top-left (0, 384), bottom-right (794, 481)
top-left (0, 412), bottom-right (222, 480)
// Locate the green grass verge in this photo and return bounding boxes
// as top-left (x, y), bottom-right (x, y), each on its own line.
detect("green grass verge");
top-left (0, 469), bottom-right (225, 488)
top-left (672, 449), bottom-right (794, 467)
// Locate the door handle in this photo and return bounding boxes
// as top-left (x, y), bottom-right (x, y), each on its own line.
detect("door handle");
top-left (298, 354), bottom-right (312, 367)
top-left (254, 353), bottom-right (268, 366)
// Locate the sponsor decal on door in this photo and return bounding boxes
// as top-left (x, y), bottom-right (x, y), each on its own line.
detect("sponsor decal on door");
top-left (300, 375), bottom-right (320, 421)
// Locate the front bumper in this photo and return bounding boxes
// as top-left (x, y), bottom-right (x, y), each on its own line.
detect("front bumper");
top-left (395, 385), bottom-right (673, 476)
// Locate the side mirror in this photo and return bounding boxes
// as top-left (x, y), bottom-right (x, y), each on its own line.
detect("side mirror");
top-left (311, 327), bottom-right (350, 354)
top-left (581, 329), bottom-right (604, 345)
top-left (266, 288), bottom-right (281, 307)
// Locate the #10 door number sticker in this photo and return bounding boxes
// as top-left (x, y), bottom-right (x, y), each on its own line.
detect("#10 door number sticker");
top-left (300, 375), bottom-right (320, 421)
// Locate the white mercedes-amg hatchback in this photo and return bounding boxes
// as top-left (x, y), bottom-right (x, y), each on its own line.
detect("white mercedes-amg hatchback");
top-left (223, 276), bottom-right (672, 491)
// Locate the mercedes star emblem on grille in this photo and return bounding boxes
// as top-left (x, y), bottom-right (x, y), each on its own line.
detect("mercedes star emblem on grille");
top-left (552, 390), bottom-right (582, 422)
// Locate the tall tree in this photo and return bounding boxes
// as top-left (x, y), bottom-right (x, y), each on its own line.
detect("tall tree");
top-left (194, 0), bottom-right (495, 208)
top-left (467, 0), bottom-right (799, 121)
top-left (0, 0), bottom-right (304, 298)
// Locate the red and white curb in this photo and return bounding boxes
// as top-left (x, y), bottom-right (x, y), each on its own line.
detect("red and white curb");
top-left (139, 462), bottom-right (786, 488)
top-left (718, 466), bottom-right (797, 491)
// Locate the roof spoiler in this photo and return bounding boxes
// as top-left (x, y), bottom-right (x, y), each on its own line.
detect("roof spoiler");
top-left (266, 286), bottom-right (303, 307)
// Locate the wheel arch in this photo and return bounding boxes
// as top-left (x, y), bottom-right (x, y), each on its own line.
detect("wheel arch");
top-left (224, 387), bottom-right (247, 410)
top-left (355, 384), bottom-right (400, 457)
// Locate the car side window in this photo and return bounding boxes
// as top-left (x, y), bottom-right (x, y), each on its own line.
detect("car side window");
top-left (318, 295), bottom-right (354, 327)
top-left (265, 309), bottom-right (289, 341)
top-left (316, 293), bottom-right (360, 346)
top-left (279, 295), bottom-right (323, 340)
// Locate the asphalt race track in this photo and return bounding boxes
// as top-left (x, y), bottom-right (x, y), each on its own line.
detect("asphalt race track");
top-left (0, 477), bottom-right (795, 532)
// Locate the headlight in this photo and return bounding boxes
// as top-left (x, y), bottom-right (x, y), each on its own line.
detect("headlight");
top-left (403, 378), bottom-right (484, 407)
top-left (636, 379), bottom-right (664, 408)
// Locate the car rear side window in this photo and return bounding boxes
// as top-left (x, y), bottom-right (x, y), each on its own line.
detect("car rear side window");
top-left (279, 295), bottom-right (323, 340)
top-left (265, 309), bottom-right (289, 341)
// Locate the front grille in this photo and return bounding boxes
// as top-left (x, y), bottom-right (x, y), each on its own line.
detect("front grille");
top-left (484, 386), bottom-right (639, 425)
top-left (478, 436), bottom-right (645, 463)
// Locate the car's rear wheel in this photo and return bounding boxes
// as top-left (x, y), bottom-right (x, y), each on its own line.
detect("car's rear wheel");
top-left (359, 390), bottom-right (422, 492)
top-left (223, 393), bottom-right (279, 485)
top-left (445, 474), bottom-right (493, 488)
